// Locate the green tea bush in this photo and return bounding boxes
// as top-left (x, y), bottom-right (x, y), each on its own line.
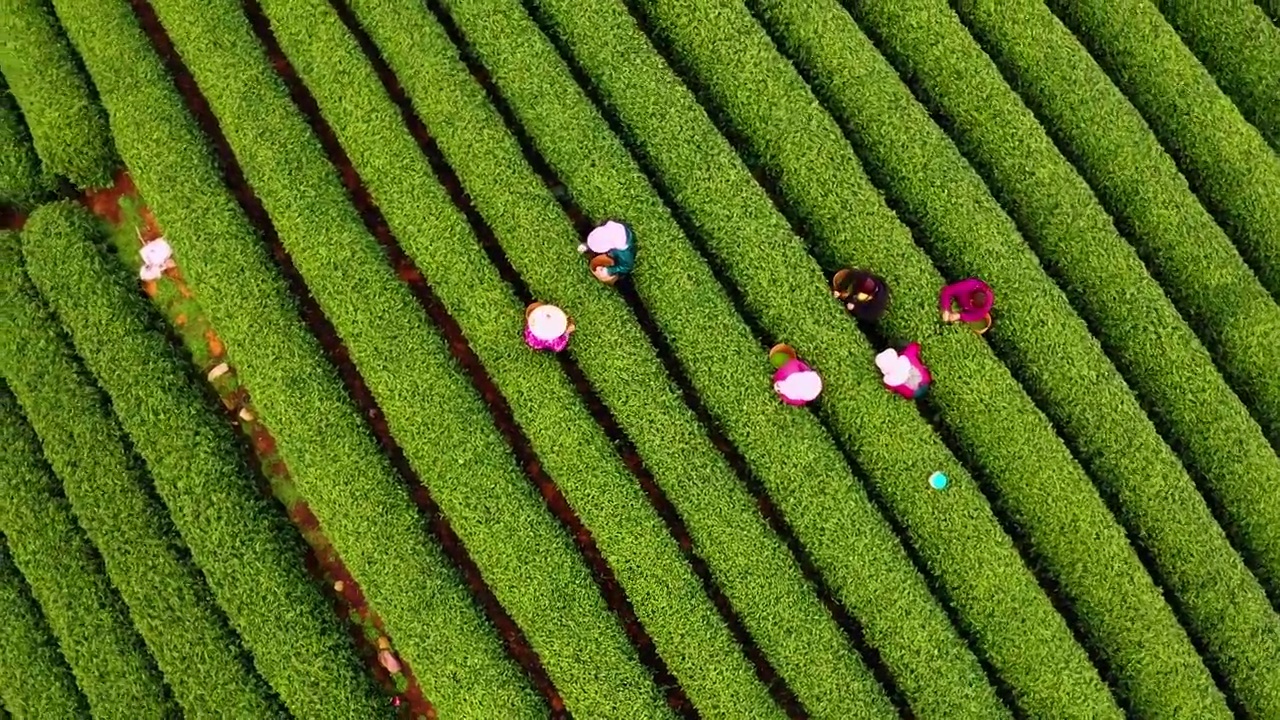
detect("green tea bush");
top-left (243, 0), bottom-right (793, 714)
top-left (1153, 0), bottom-right (1280, 151)
top-left (0, 237), bottom-right (282, 718)
top-left (0, 87), bottom-right (52, 206)
top-left (1046, 0), bottom-right (1280, 300)
top-left (0, 380), bottom-right (172, 719)
top-left (45, 0), bottom-right (547, 714)
top-left (22, 201), bottom-right (387, 720)
top-left (0, 0), bottom-right (115, 187)
top-left (0, 532), bottom-right (91, 718)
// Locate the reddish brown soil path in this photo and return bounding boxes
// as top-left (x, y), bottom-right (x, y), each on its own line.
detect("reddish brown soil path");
top-left (2, 209), bottom-right (27, 231)
top-left (82, 170), bottom-right (435, 720)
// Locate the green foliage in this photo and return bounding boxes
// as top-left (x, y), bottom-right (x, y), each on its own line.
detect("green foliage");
top-left (346, 0), bottom-right (901, 714)
top-left (0, 0), bottom-right (115, 188)
top-left (45, 0), bottom-right (543, 714)
top-left (1154, 0), bottom-right (1280, 152)
top-left (1045, 0), bottom-right (1280, 301)
top-left (0, 379), bottom-right (172, 719)
top-left (6, 0), bottom-right (1277, 712)
top-left (980, 0), bottom-right (1280, 443)
top-left (750, 0), bottom-right (1280, 714)
top-left (251, 0), bottom-right (791, 715)
top-left (525, 0), bottom-right (1130, 713)
top-left (955, 0), bottom-right (1280, 605)
top-left (1261, 0), bottom-right (1280, 24)
top-left (432, 0), bottom-right (1014, 715)
top-left (0, 85), bottom-right (52, 207)
top-left (0, 532), bottom-right (90, 719)
top-left (844, 2), bottom-right (1280, 712)
top-left (139, 0), bottom-right (684, 714)
top-left (0, 237), bottom-right (281, 717)
top-left (21, 201), bottom-right (387, 720)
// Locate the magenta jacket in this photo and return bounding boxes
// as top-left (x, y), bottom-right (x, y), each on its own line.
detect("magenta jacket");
top-left (940, 278), bottom-right (993, 323)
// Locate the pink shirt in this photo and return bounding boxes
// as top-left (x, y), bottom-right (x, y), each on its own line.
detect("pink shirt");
top-left (525, 327), bottom-right (570, 352)
top-left (940, 278), bottom-right (993, 323)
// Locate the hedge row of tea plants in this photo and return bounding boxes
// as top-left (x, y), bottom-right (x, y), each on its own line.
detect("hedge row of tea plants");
top-left (0, 0), bottom-right (115, 187)
top-left (522, 0), bottom-right (1127, 713)
top-left (43, 0), bottom-right (543, 713)
top-left (845, 2), bottom-right (1280, 713)
top-left (341, 0), bottom-right (918, 714)
top-left (125, 0), bottom-right (676, 714)
top-left (21, 200), bottom-right (387, 719)
top-left (0, 379), bottom-right (173, 719)
top-left (1152, 0), bottom-right (1280, 152)
top-left (0, 532), bottom-right (90, 718)
top-left (0, 238), bottom-right (282, 717)
top-left (1045, 0), bottom-right (1280, 300)
top-left (744, 0), bottom-right (1280, 714)
top-left (0, 87), bottom-right (51, 206)
top-left (242, 0), bottom-right (802, 714)
top-left (957, 0), bottom-right (1280, 457)
top-left (665, 0), bottom-right (1230, 713)
top-left (953, 0), bottom-right (1280, 606)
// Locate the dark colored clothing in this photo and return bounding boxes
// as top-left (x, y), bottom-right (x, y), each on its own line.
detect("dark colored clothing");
top-left (834, 269), bottom-right (889, 321)
top-left (603, 244), bottom-right (636, 277)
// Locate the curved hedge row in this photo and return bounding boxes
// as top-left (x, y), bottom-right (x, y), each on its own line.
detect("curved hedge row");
top-left (1153, 0), bottom-right (1280, 152)
top-left (848, 0), bottom-right (1280, 704)
top-left (251, 0), bottom-right (795, 716)
top-left (430, 0), bottom-right (1018, 716)
top-left (158, 0), bottom-right (747, 712)
top-left (0, 0), bottom-right (114, 188)
top-left (0, 532), bottom-right (90, 719)
top-left (951, 0), bottom-right (1280, 597)
top-left (0, 379), bottom-right (173, 719)
top-left (749, 0), bottom-right (1280, 714)
top-left (714, 0), bottom-right (1234, 714)
top-left (0, 238), bottom-right (281, 717)
top-left (340, 0), bottom-right (902, 715)
top-left (1045, 0), bottom-right (1280, 301)
top-left (528, 0), bottom-right (1121, 715)
top-left (21, 200), bottom-right (387, 720)
top-left (134, 0), bottom-right (672, 714)
top-left (0, 86), bottom-right (52, 206)
top-left (45, 0), bottom-right (546, 714)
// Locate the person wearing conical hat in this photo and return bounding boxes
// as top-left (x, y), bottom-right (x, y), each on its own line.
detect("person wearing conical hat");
top-left (579, 220), bottom-right (637, 284)
top-left (138, 236), bottom-right (175, 281)
top-left (940, 278), bottom-right (994, 334)
top-left (769, 344), bottom-right (822, 406)
top-left (832, 268), bottom-right (890, 321)
top-left (525, 302), bottom-right (575, 352)
top-left (875, 342), bottom-right (931, 399)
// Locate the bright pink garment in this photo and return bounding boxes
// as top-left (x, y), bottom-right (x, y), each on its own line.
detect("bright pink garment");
top-left (876, 343), bottom-right (931, 399)
top-left (940, 278), bottom-right (993, 323)
top-left (773, 358), bottom-right (823, 406)
top-left (524, 327), bottom-right (569, 352)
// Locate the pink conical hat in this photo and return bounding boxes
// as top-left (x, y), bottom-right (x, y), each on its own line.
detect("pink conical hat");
top-left (584, 221), bottom-right (630, 253)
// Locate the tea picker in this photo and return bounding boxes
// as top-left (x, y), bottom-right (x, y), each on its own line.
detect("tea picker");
top-left (875, 343), bottom-right (931, 399)
top-left (525, 302), bottom-right (575, 352)
top-left (138, 234), bottom-right (174, 281)
top-left (580, 220), bottom-right (636, 284)
top-left (940, 278), bottom-right (994, 334)
top-left (832, 268), bottom-right (889, 321)
top-left (769, 344), bottom-right (823, 406)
